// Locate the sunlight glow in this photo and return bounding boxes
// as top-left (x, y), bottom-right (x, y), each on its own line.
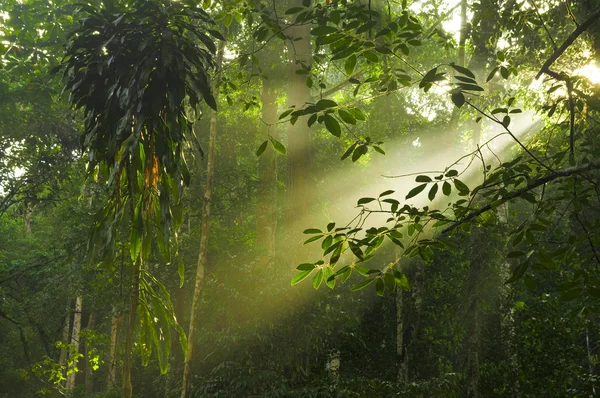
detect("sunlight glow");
top-left (574, 61), bottom-right (600, 85)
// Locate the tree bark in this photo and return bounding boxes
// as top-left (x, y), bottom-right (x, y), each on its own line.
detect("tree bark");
top-left (107, 309), bottom-right (122, 390)
top-left (84, 311), bottom-right (96, 393)
top-left (66, 295), bottom-right (82, 391)
top-left (181, 41), bottom-right (224, 398)
top-left (285, 9), bottom-right (313, 227)
top-left (395, 286), bottom-right (408, 383)
top-left (256, 74), bottom-right (279, 258)
top-left (122, 253), bottom-right (140, 398)
top-left (59, 302), bottom-right (71, 383)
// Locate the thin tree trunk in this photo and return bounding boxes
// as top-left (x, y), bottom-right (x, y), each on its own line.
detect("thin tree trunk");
top-left (122, 252), bottom-right (141, 398)
top-left (285, 8), bottom-right (313, 227)
top-left (396, 287), bottom-right (407, 383)
top-left (84, 311), bottom-right (96, 393)
top-left (107, 310), bottom-right (122, 390)
top-left (256, 74), bottom-right (278, 259)
top-left (59, 303), bottom-right (71, 375)
top-left (181, 41), bottom-right (224, 398)
top-left (66, 295), bottom-right (82, 391)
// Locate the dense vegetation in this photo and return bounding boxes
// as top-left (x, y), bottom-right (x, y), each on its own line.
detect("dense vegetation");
top-left (1, 0), bottom-right (600, 397)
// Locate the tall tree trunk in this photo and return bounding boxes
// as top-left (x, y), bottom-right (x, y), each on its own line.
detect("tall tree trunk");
top-left (59, 303), bottom-right (71, 381)
top-left (181, 41), bottom-right (224, 398)
top-left (256, 74), bottom-right (279, 259)
top-left (84, 311), bottom-right (96, 393)
top-left (122, 251), bottom-right (142, 398)
top-left (395, 287), bottom-right (408, 383)
top-left (285, 10), bottom-right (313, 228)
top-left (66, 295), bottom-right (82, 391)
top-left (107, 309), bottom-right (122, 390)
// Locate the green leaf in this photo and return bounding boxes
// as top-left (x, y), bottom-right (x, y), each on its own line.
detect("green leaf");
top-left (323, 114), bottom-right (342, 137)
top-left (453, 179), bottom-right (469, 194)
top-left (406, 184), bottom-right (427, 199)
top-left (344, 54), bottom-right (357, 76)
top-left (379, 190), bottom-right (394, 197)
top-left (269, 137), bottom-right (287, 155)
top-left (341, 143), bottom-right (358, 160)
top-left (338, 109), bottom-right (356, 125)
top-left (325, 266), bottom-right (336, 289)
top-left (420, 246), bottom-right (434, 264)
top-left (313, 269), bottom-right (324, 289)
top-left (285, 7), bottom-right (304, 14)
top-left (524, 274), bottom-right (536, 291)
top-left (375, 278), bottom-right (385, 296)
top-left (316, 99), bottom-right (337, 109)
top-left (350, 278), bottom-right (376, 291)
top-left (451, 92), bottom-right (465, 108)
top-left (373, 146), bottom-right (385, 155)
top-left (303, 235), bottom-right (322, 245)
top-left (297, 263), bottom-right (316, 271)
top-left (291, 270), bottom-right (312, 286)
top-left (383, 272), bottom-right (396, 292)
top-left (560, 287), bottom-right (583, 301)
top-left (304, 228), bottom-right (323, 234)
top-left (450, 63), bottom-right (475, 78)
top-left (415, 175), bottom-right (432, 183)
top-left (458, 83), bottom-right (484, 92)
top-left (256, 140), bottom-right (268, 156)
top-left (428, 183), bottom-right (438, 201)
top-left (363, 51), bottom-right (379, 62)
top-left (442, 181), bottom-right (451, 196)
top-left (357, 197), bottom-right (376, 205)
top-left (311, 26), bottom-right (338, 36)
top-left (130, 227), bottom-right (141, 263)
top-left (486, 67), bottom-right (499, 82)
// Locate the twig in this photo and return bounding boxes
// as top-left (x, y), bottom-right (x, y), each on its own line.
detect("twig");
top-left (442, 161), bottom-right (600, 233)
top-left (536, 7), bottom-right (600, 79)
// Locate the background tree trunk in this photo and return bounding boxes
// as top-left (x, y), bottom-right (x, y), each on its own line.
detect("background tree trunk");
top-left (181, 41), bottom-right (224, 398)
top-left (66, 295), bottom-right (82, 391)
top-left (107, 309), bottom-right (122, 390)
top-left (84, 311), bottom-right (95, 393)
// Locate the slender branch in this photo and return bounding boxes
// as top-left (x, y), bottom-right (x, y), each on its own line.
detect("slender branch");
top-left (536, 7), bottom-right (600, 79)
top-left (314, 73), bottom-right (364, 99)
top-left (442, 161), bottom-right (600, 233)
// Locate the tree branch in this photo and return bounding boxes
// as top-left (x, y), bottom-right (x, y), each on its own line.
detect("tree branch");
top-left (536, 8), bottom-right (600, 79)
top-left (442, 161), bottom-right (600, 233)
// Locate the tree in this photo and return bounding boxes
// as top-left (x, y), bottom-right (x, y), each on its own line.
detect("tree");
top-left (59, 1), bottom-right (221, 396)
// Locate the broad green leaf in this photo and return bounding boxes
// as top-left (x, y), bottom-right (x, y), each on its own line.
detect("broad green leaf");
top-left (304, 228), bottom-right (323, 234)
top-left (344, 54), bottom-right (357, 76)
top-left (406, 184), bottom-right (427, 199)
top-left (442, 181), bottom-right (451, 196)
top-left (451, 92), bottom-right (465, 108)
top-left (350, 278), bottom-right (376, 291)
top-left (256, 140), bottom-right (268, 156)
top-left (325, 266), bottom-right (335, 289)
top-left (338, 109), bottom-right (356, 125)
top-left (323, 114), bottom-right (342, 137)
top-left (291, 270), bottom-right (312, 286)
top-left (375, 278), bottom-right (385, 296)
top-left (269, 137), bottom-right (287, 155)
top-left (357, 197), bottom-right (376, 205)
top-left (428, 183), bottom-right (438, 201)
top-left (297, 263), bottom-right (316, 271)
top-left (313, 269), bottom-right (324, 289)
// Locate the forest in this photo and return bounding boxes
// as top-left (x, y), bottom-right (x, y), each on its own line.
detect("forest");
top-left (1, 0), bottom-right (600, 396)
